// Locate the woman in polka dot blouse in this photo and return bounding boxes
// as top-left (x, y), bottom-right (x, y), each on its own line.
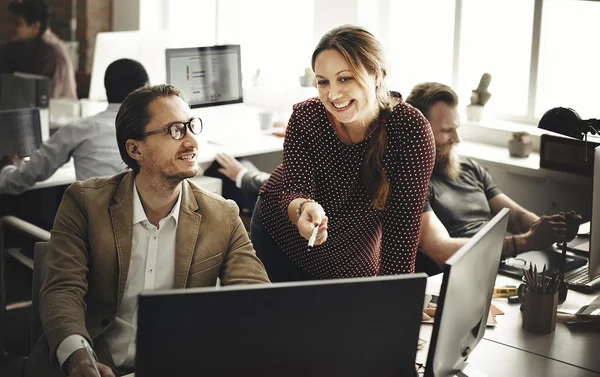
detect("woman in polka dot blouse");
top-left (251, 25), bottom-right (436, 282)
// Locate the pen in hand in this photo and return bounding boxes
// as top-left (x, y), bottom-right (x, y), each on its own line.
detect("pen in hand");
top-left (308, 224), bottom-right (319, 247)
top-left (82, 338), bottom-right (101, 377)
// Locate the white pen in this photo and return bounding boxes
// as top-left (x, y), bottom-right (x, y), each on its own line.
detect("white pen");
top-left (308, 224), bottom-right (319, 247)
top-left (82, 339), bottom-right (101, 377)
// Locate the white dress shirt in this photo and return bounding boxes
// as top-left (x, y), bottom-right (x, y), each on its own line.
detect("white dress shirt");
top-left (0, 103), bottom-right (124, 195)
top-left (56, 181), bottom-right (181, 369)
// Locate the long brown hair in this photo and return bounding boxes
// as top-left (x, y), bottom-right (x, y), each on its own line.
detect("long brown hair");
top-left (311, 25), bottom-right (393, 209)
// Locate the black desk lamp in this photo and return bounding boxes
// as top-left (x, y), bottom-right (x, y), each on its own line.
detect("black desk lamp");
top-left (538, 107), bottom-right (600, 140)
top-left (538, 107), bottom-right (589, 278)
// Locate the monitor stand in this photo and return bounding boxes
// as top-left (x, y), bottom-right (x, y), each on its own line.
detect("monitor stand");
top-left (456, 362), bottom-right (488, 377)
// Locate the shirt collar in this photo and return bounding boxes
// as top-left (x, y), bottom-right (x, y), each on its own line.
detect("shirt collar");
top-left (132, 180), bottom-right (182, 226)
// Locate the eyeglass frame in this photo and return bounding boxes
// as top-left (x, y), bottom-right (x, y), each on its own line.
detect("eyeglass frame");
top-left (139, 117), bottom-right (203, 140)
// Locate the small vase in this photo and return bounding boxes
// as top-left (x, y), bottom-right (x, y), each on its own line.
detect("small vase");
top-left (299, 75), bottom-right (314, 87)
top-left (466, 104), bottom-right (485, 122)
top-left (508, 139), bottom-right (533, 158)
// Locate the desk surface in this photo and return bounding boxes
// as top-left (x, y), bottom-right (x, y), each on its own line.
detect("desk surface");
top-left (425, 273), bottom-right (600, 374)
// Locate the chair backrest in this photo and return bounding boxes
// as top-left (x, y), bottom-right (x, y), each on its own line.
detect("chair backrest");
top-left (31, 242), bottom-right (49, 348)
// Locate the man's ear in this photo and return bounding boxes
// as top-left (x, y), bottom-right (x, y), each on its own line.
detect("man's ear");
top-left (126, 139), bottom-right (143, 163)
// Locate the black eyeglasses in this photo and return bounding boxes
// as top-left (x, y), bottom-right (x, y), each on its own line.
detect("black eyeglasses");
top-left (141, 117), bottom-right (203, 140)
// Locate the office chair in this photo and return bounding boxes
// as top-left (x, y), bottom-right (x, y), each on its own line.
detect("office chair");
top-left (0, 216), bottom-right (50, 367)
top-left (4, 241), bottom-right (49, 377)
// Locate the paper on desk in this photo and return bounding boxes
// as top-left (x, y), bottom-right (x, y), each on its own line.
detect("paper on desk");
top-left (578, 221), bottom-right (591, 236)
top-left (420, 306), bottom-right (500, 327)
top-left (558, 295), bottom-right (600, 316)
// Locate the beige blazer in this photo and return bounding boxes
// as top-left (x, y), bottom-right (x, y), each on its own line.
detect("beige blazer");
top-left (35, 171), bottom-right (269, 370)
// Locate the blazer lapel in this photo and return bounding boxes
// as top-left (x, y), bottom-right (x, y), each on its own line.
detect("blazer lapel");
top-left (109, 172), bottom-right (135, 305)
top-left (173, 180), bottom-right (202, 288)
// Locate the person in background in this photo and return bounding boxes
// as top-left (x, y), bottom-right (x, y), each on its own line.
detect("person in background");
top-left (212, 119), bottom-right (288, 201)
top-left (0, 0), bottom-right (77, 99)
top-left (251, 25), bottom-right (436, 282)
top-left (0, 58), bottom-right (149, 195)
top-left (25, 84), bottom-right (269, 377)
top-left (405, 81), bottom-right (575, 274)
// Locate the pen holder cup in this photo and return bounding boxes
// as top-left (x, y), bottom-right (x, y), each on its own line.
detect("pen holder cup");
top-left (522, 289), bottom-right (558, 334)
top-left (517, 275), bottom-right (568, 307)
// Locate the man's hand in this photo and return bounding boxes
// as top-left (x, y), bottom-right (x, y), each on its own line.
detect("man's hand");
top-left (66, 349), bottom-right (115, 377)
top-left (215, 153), bottom-right (245, 182)
top-left (525, 213), bottom-right (568, 250)
top-left (271, 119), bottom-right (289, 138)
top-left (0, 155), bottom-right (23, 170)
top-left (563, 210), bottom-right (582, 242)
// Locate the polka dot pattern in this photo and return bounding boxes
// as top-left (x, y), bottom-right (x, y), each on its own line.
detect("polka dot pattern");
top-left (259, 95), bottom-right (435, 279)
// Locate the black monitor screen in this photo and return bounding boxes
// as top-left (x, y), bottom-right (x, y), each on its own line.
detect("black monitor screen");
top-left (136, 274), bottom-right (427, 377)
top-left (165, 45), bottom-right (243, 108)
top-left (0, 108), bottom-right (41, 157)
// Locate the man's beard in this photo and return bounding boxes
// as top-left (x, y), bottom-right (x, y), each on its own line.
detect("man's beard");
top-left (435, 144), bottom-right (461, 179)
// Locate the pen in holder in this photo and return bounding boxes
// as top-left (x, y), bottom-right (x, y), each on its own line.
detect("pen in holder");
top-left (521, 263), bottom-right (559, 334)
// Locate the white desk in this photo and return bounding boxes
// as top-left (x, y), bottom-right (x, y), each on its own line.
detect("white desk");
top-left (422, 274), bottom-right (600, 375)
top-left (484, 274), bottom-right (600, 373)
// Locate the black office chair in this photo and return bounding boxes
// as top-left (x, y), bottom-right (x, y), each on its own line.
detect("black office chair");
top-left (4, 241), bottom-right (49, 377)
top-left (0, 216), bottom-right (50, 371)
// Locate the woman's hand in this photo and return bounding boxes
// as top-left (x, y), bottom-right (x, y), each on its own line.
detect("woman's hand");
top-left (298, 202), bottom-right (328, 246)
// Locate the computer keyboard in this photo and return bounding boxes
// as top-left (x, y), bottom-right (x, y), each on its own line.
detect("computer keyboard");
top-left (565, 266), bottom-right (593, 285)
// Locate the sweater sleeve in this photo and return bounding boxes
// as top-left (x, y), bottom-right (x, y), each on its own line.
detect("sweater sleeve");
top-left (277, 102), bottom-right (317, 217)
top-left (380, 106), bottom-right (435, 274)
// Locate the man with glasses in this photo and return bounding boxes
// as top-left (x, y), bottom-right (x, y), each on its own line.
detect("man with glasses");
top-left (25, 84), bottom-right (270, 377)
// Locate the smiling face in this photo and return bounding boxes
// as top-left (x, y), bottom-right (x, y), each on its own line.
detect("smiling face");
top-left (314, 49), bottom-right (378, 128)
top-left (428, 101), bottom-right (461, 178)
top-left (132, 95), bottom-right (199, 182)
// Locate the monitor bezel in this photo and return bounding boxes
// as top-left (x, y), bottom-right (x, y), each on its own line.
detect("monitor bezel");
top-left (165, 44), bottom-right (243, 109)
top-left (425, 208), bottom-right (510, 377)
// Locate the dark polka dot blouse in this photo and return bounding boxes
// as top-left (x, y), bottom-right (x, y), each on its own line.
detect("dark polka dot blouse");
top-left (258, 94), bottom-right (435, 279)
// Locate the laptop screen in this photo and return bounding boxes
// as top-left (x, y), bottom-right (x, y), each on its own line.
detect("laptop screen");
top-left (165, 45), bottom-right (243, 108)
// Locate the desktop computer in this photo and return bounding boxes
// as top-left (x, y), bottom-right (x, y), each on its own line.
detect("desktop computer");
top-left (0, 72), bottom-right (49, 111)
top-left (425, 208), bottom-right (509, 377)
top-left (165, 45), bottom-right (243, 108)
top-left (165, 44), bottom-right (265, 144)
top-left (562, 145), bottom-right (600, 291)
top-left (0, 73), bottom-right (50, 143)
top-left (136, 274), bottom-right (427, 377)
top-left (0, 108), bottom-right (42, 157)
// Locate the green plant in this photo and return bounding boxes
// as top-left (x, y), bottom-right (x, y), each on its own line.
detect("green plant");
top-left (512, 131), bottom-right (530, 142)
top-left (303, 67), bottom-right (313, 77)
top-left (470, 73), bottom-right (492, 106)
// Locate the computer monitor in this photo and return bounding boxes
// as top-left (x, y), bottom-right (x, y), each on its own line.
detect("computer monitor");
top-left (0, 73), bottom-right (49, 111)
top-left (136, 274), bottom-right (427, 377)
top-left (89, 31), bottom-right (217, 102)
top-left (587, 145), bottom-right (600, 279)
top-left (0, 108), bottom-right (42, 157)
top-left (425, 208), bottom-right (509, 377)
top-left (165, 45), bottom-right (243, 108)
top-left (89, 31), bottom-right (169, 102)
